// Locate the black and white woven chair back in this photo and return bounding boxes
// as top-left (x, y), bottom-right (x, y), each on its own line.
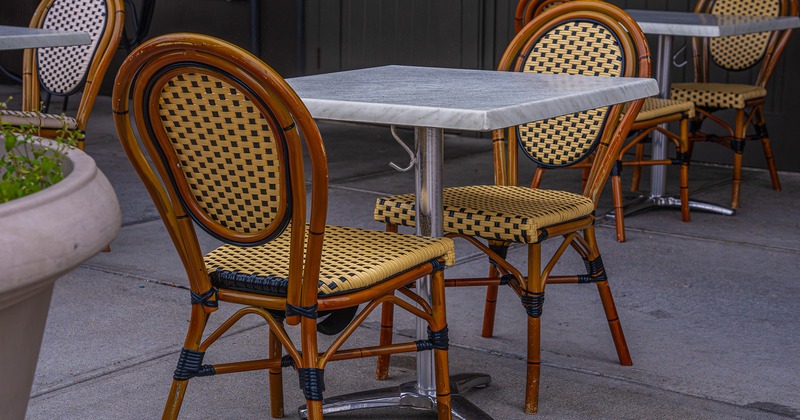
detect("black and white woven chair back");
top-left (38, 0), bottom-right (109, 96)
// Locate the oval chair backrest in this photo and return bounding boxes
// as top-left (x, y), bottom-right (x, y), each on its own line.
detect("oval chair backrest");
top-left (513, 12), bottom-right (626, 168)
top-left (150, 70), bottom-right (293, 242)
top-left (707, 0), bottom-right (782, 71)
top-left (112, 34), bottom-right (328, 248)
top-left (36, 0), bottom-right (110, 96)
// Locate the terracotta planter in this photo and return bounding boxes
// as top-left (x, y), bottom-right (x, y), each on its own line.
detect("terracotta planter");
top-left (0, 140), bottom-right (120, 419)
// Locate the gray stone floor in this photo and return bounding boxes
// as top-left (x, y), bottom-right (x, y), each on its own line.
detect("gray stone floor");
top-left (5, 86), bottom-right (800, 419)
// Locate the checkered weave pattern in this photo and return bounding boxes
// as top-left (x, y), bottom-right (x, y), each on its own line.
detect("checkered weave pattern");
top-left (629, 98), bottom-right (695, 121)
top-left (670, 82), bottom-right (767, 109)
top-left (38, 0), bottom-right (107, 95)
top-left (157, 73), bottom-right (285, 234)
top-left (204, 224), bottom-right (455, 296)
top-left (0, 109), bottom-right (77, 130)
top-left (709, 0), bottom-right (780, 70)
top-left (517, 20), bottom-right (621, 166)
top-left (374, 186), bottom-right (595, 243)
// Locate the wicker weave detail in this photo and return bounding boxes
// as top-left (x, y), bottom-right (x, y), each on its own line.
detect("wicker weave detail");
top-left (709, 0), bottom-right (780, 70)
top-left (374, 186), bottom-right (594, 243)
top-left (517, 20), bottom-right (620, 166)
top-left (0, 110), bottom-right (78, 130)
top-left (204, 224), bottom-right (455, 296)
top-left (157, 73), bottom-right (284, 234)
top-left (670, 83), bottom-right (767, 109)
top-left (630, 98), bottom-right (695, 121)
top-left (38, 0), bottom-right (107, 95)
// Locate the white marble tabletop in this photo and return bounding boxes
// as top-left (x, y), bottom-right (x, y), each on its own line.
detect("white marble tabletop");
top-left (287, 65), bottom-right (658, 131)
top-left (626, 9), bottom-right (800, 37)
top-left (0, 25), bottom-right (91, 51)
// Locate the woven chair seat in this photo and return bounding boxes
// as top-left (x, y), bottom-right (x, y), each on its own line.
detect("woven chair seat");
top-left (374, 185), bottom-right (595, 243)
top-left (670, 83), bottom-right (767, 110)
top-left (0, 109), bottom-right (78, 130)
top-left (204, 224), bottom-right (455, 297)
top-left (632, 98), bottom-right (695, 121)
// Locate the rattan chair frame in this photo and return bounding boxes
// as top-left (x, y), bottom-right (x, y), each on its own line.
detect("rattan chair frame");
top-left (517, 0), bottom-right (691, 242)
top-left (375, 2), bottom-right (649, 413)
top-left (679, 0), bottom-right (798, 209)
top-left (112, 33), bottom-right (453, 419)
top-left (15, 0), bottom-right (125, 150)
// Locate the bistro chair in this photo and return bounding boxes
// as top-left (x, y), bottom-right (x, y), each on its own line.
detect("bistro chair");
top-left (373, 1), bottom-right (649, 413)
top-left (517, 0), bottom-right (694, 242)
top-left (670, 0), bottom-right (798, 209)
top-left (112, 33), bottom-right (454, 419)
top-left (0, 0), bottom-right (124, 151)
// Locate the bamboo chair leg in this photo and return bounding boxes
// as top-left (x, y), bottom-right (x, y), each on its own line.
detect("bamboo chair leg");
top-left (431, 270), bottom-right (452, 419)
top-left (375, 223), bottom-right (400, 378)
top-left (301, 316), bottom-right (323, 420)
top-left (163, 306), bottom-right (210, 419)
top-left (631, 142), bottom-right (645, 192)
top-left (524, 244), bottom-right (543, 414)
top-left (731, 109), bottom-right (746, 210)
top-left (481, 267), bottom-right (500, 338)
top-left (679, 118), bottom-right (690, 223)
top-left (761, 135), bottom-right (781, 191)
top-left (584, 227), bottom-right (632, 366)
top-left (268, 328), bottom-right (285, 418)
top-left (755, 108), bottom-right (781, 191)
top-left (376, 297), bottom-right (394, 380)
top-left (611, 162), bottom-right (626, 242)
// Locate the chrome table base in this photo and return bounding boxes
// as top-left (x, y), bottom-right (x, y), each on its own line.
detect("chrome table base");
top-left (607, 194), bottom-right (735, 220)
top-left (299, 373), bottom-right (492, 419)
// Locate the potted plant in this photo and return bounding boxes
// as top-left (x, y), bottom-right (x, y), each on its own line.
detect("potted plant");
top-left (0, 100), bottom-right (121, 420)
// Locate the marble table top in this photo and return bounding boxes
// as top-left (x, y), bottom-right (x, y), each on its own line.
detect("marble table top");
top-left (0, 25), bottom-right (91, 51)
top-left (287, 65), bottom-right (658, 131)
top-left (626, 10), bottom-right (800, 37)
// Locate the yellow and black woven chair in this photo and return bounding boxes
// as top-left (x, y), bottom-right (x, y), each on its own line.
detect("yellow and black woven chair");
top-left (0, 0), bottom-right (124, 151)
top-left (112, 33), bottom-right (454, 420)
top-left (517, 0), bottom-right (694, 242)
top-left (373, 2), bottom-right (649, 414)
top-left (670, 0), bottom-right (798, 210)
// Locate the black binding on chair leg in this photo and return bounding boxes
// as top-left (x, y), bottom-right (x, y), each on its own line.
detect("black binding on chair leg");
top-left (298, 368), bottom-right (325, 401)
top-left (173, 348), bottom-right (216, 380)
top-left (415, 326), bottom-right (450, 351)
top-left (521, 292), bottom-right (545, 318)
top-left (578, 256), bottom-right (607, 283)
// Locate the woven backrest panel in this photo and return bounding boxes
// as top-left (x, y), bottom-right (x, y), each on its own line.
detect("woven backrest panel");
top-left (157, 72), bottom-right (285, 234)
top-left (709, 0), bottom-right (780, 70)
top-left (517, 20), bottom-right (620, 167)
top-left (38, 0), bottom-right (107, 95)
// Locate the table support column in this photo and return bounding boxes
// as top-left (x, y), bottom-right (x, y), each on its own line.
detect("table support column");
top-left (650, 34), bottom-right (672, 197)
top-left (414, 127), bottom-right (443, 393)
